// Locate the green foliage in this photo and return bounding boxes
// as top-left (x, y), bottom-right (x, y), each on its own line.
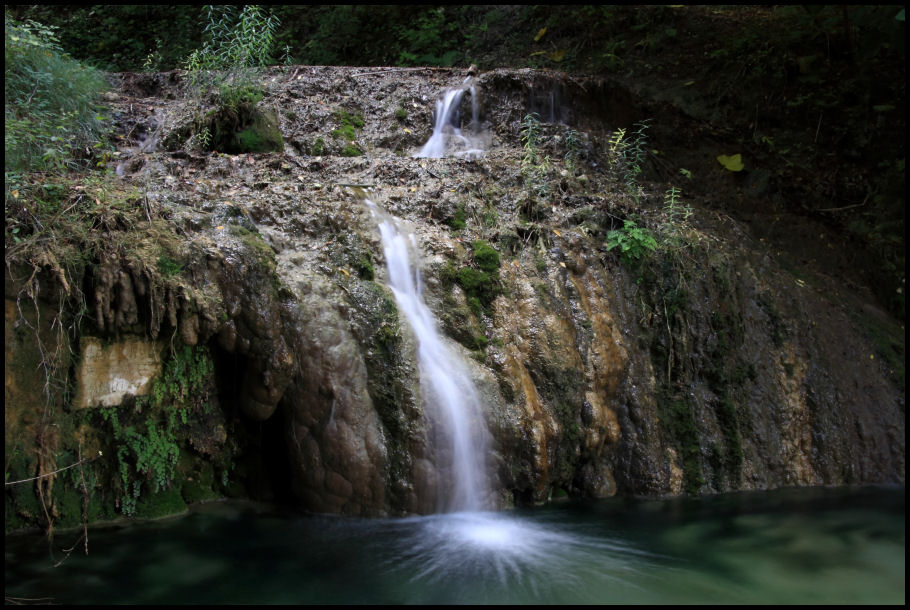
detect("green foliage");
top-left (157, 254), bottom-right (183, 278)
top-left (100, 345), bottom-right (214, 516)
top-left (355, 254), bottom-right (375, 281)
top-left (183, 5), bottom-right (279, 105)
top-left (563, 128), bottom-right (584, 175)
top-left (521, 113), bottom-right (551, 197)
top-left (4, 15), bottom-right (110, 172)
top-left (6, 6), bottom-right (204, 71)
top-left (456, 267), bottom-right (492, 295)
top-left (607, 120), bottom-right (651, 197)
top-left (660, 186), bottom-right (693, 251)
top-left (472, 239), bottom-right (500, 274)
top-left (658, 393), bottom-right (705, 495)
top-left (445, 240), bottom-right (502, 317)
top-left (606, 219), bottom-right (659, 265)
top-left (448, 205), bottom-right (467, 230)
top-left (311, 137), bottom-right (325, 156)
top-left (396, 7), bottom-right (461, 66)
top-left (152, 345), bottom-right (215, 411)
top-left (331, 109), bottom-right (364, 156)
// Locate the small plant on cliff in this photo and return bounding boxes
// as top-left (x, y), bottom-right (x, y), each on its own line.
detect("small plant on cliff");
top-left (102, 345), bottom-right (214, 516)
top-left (521, 113), bottom-right (551, 198)
top-left (443, 240), bottom-right (501, 319)
top-left (607, 119), bottom-right (650, 198)
top-left (331, 108), bottom-right (365, 156)
top-left (659, 185), bottom-right (694, 252)
top-left (606, 219), bottom-right (658, 265)
top-left (563, 127), bottom-right (584, 175)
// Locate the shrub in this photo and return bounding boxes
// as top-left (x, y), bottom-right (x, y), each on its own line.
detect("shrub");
top-left (183, 5), bottom-right (280, 98)
top-left (606, 219), bottom-right (658, 265)
top-left (4, 15), bottom-right (109, 172)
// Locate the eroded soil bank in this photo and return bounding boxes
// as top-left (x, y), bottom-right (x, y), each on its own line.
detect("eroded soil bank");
top-left (5, 65), bottom-right (904, 531)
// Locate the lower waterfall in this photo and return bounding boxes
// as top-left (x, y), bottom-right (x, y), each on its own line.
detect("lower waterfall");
top-left (366, 197), bottom-right (490, 512)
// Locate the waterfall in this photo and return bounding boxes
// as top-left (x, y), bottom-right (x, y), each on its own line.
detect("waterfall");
top-left (415, 79), bottom-right (485, 160)
top-left (366, 199), bottom-right (490, 512)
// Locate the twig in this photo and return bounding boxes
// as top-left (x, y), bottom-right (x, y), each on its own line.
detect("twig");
top-left (816, 194), bottom-right (868, 213)
top-left (664, 299), bottom-right (673, 383)
top-left (77, 443), bottom-right (90, 555)
top-left (5, 596), bottom-right (57, 605)
top-left (351, 67), bottom-right (451, 77)
top-left (5, 455), bottom-right (99, 486)
top-left (814, 111), bottom-right (823, 143)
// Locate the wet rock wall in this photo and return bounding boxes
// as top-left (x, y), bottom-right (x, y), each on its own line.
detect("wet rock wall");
top-left (5, 67), bottom-right (904, 528)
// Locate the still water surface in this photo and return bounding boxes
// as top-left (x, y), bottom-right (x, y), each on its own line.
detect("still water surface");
top-left (5, 486), bottom-right (904, 604)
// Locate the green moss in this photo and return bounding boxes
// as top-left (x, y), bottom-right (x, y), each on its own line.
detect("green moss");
top-left (180, 462), bottom-right (219, 504)
top-left (341, 143), bottom-right (363, 157)
top-left (207, 105), bottom-right (283, 154)
top-left (157, 254), bottom-right (183, 278)
top-left (472, 240), bottom-right (500, 274)
top-left (332, 108), bottom-right (365, 155)
top-left (448, 205), bottom-right (467, 230)
top-left (235, 123), bottom-right (283, 153)
top-left (332, 124), bottom-right (357, 141)
top-left (658, 392), bottom-right (705, 495)
top-left (53, 487), bottom-right (85, 529)
top-left (134, 487), bottom-right (187, 519)
top-left (230, 224), bottom-right (276, 271)
top-left (395, 106), bottom-right (408, 121)
top-left (356, 254), bottom-right (375, 280)
top-left (312, 137), bottom-right (325, 156)
top-left (456, 266), bottom-right (490, 293)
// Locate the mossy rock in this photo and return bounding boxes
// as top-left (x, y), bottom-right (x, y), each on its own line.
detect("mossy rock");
top-left (232, 109), bottom-right (283, 153)
top-left (204, 103), bottom-right (283, 154)
top-left (134, 487), bottom-right (188, 519)
top-left (471, 240), bottom-right (500, 274)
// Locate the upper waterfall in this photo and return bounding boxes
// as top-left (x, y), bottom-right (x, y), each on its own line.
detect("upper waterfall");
top-left (415, 78), bottom-right (488, 160)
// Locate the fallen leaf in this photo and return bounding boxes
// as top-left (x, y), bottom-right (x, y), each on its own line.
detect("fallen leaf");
top-left (534, 27), bottom-right (547, 42)
top-left (717, 153), bottom-right (744, 172)
top-left (549, 49), bottom-right (566, 62)
top-left (553, 228), bottom-right (561, 237)
top-left (403, 128), bottom-right (411, 134)
top-left (339, 268), bottom-right (350, 277)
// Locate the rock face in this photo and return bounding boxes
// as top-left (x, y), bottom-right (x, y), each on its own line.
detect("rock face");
top-left (73, 336), bottom-right (165, 408)
top-left (5, 67), bottom-right (904, 524)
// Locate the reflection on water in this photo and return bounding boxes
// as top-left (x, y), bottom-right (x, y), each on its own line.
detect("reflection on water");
top-left (5, 487), bottom-right (904, 604)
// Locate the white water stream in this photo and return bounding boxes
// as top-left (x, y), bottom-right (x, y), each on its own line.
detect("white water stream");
top-left (366, 199), bottom-right (489, 512)
top-left (415, 78), bottom-right (486, 159)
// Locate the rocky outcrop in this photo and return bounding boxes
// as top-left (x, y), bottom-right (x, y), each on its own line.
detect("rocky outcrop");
top-left (5, 67), bottom-right (904, 528)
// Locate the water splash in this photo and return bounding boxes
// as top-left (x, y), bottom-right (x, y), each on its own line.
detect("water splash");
top-left (378, 510), bottom-right (656, 602)
top-left (366, 198), bottom-right (490, 512)
top-left (416, 79), bottom-right (486, 159)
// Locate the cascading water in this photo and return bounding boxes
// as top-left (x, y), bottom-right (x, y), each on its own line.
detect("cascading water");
top-left (415, 78), bottom-right (486, 159)
top-left (362, 191), bottom-right (642, 586)
top-left (365, 198), bottom-right (490, 512)
top-left (348, 82), bottom-right (648, 588)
